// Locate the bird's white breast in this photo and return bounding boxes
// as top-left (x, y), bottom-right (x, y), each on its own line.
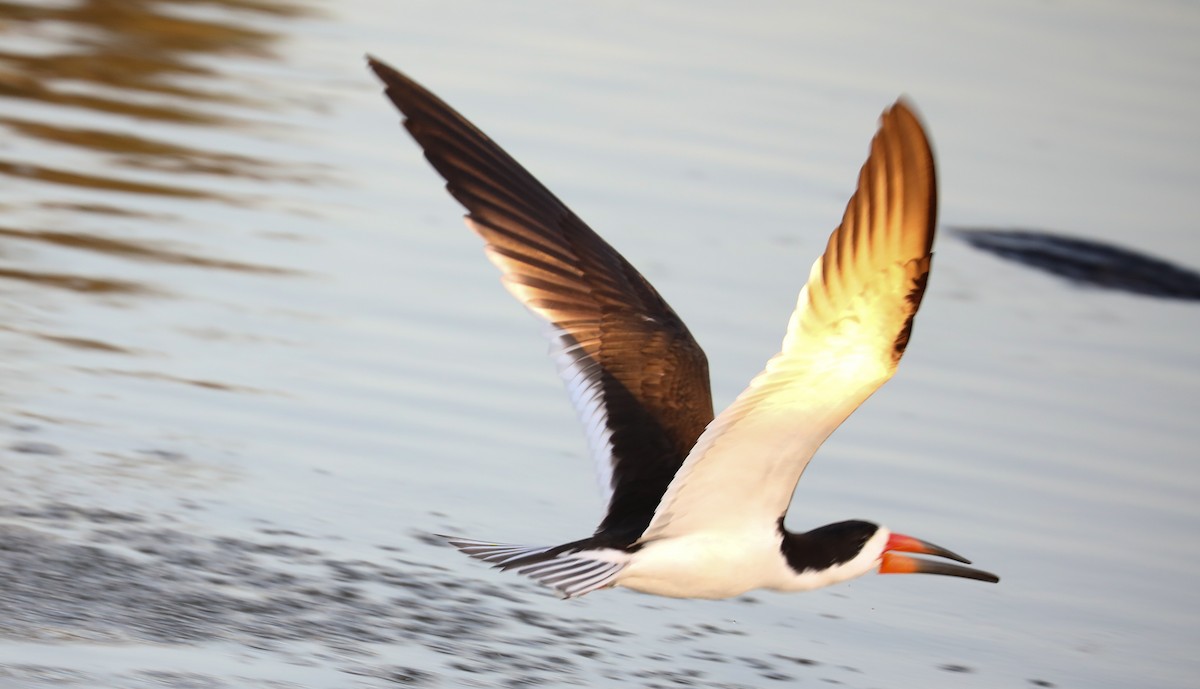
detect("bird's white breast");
top-left (615, 530), bottom-right (797, 600)
top-left (613, 526), bottom-right (891, 599)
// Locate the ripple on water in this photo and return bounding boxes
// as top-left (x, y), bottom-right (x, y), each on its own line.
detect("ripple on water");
top-left (0, 485), bottom-right (981, 688)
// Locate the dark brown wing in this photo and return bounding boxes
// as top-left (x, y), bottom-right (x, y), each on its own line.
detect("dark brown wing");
top-left (368, 56), bottom-right (713, 541)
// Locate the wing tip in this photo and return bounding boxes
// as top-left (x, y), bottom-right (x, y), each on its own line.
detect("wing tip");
top-left (366, 54), bottom-right (403, 84)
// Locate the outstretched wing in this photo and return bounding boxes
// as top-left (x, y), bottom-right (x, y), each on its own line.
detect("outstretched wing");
top-left (640, 101), bottom-right (937, 542)
top-left (369, 57), bottom-right (714, 540)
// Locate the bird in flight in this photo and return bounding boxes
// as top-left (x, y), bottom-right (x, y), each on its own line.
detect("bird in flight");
top-left (369, 56), bottom-right (998, 599)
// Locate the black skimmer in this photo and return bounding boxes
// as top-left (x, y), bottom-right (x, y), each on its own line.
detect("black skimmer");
top-left (369, 56), bottom-right (999, 599)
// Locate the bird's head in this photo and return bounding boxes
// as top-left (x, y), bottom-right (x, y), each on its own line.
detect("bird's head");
top-left (781, 520), bottom-right (999, 589)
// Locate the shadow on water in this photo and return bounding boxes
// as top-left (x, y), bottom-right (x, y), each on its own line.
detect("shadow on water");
top-left (954, 227), bottom-right (1200, 301)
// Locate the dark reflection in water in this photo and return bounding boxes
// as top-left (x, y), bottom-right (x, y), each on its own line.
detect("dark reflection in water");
top-left (77, 367), bottom-right (272, 393)
top-left (0, 159), bottom-right (228, 201)
top-left (0, 265), bottom-right (152, 295)
top-left (954, 227), bottom-right (1200, 301)
top-left (1, 117), bottom-right (311, 184)
top-left (0, 326), bottom-right (134, 354)
top-left (0, 226), bottom-right (297, 274)
top-left (0, 0), bottom-right (311, 129)
top-left (0, 0), bottom-right (309, 117)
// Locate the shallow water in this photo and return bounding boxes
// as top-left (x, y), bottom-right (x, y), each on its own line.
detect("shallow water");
top-left (1, 0), bottom-right (1198, 687)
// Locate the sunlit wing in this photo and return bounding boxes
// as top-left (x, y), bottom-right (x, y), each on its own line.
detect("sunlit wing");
top-left (640, 101), bottom-right (937, 542)
top-left (368, 57), bottom-right (714, 539)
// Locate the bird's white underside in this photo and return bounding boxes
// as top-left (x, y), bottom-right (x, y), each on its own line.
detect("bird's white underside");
top-left (620, 525), bottom-right (894, 598)
top-left (453, 524), bottom-right (894, 600)
top-left (549, 326), bottom-right (617, 508)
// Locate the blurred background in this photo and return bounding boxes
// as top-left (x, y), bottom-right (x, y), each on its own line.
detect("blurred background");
top-left (1, 1), bottom-right (1197, 687)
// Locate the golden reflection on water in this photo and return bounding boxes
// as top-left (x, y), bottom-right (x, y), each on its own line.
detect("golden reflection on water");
top-left (0, 159), bottom-right (228, 201)
top-left (0, 0), bottom-right (313, 222)
top-left (1, 117), bottom-right (314, 181)
top-left (0, 0), bottom-right (306, 104)
top-left (0, 265), bottom-right (153, 294)
top-left (0, 226), bottom-right (297, 274)
top-left (0, 0), bottom-right (308, 122)
top-left (0, 326), bottom-right (135, 354)
top-left (0, 0), bottom-right (313, 372)
top-left (77, 367), bottom-right (273, 394)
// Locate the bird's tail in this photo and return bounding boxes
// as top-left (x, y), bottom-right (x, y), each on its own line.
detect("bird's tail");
top-left (444, 536), bottom-right (629, 599)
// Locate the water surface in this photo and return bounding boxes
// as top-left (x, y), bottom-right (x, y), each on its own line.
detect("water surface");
top-left (1, 1), bottom-right (1198, 687)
